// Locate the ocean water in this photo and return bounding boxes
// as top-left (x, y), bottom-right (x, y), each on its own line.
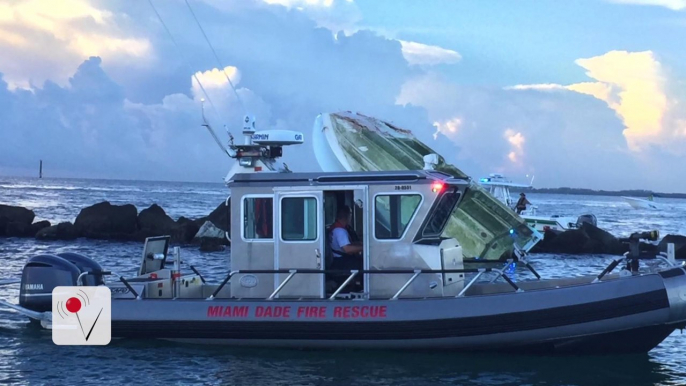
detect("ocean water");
top-left (1, 176), bottom-right (686, 386)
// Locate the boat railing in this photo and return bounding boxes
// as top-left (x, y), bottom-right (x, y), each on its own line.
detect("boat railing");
top-left (594, 243), bottom-right (682, 283)
top-left (207, 267), bottom-right (523, 301)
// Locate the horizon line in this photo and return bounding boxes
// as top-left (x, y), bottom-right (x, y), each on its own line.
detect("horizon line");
top-left (1, 173), bottom-right (685, 196)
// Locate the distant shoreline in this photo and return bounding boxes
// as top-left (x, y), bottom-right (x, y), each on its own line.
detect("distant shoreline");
top-left (515, 187), bottom-right (686, 199)
top-left (2, 174), bottom-right (686, 198)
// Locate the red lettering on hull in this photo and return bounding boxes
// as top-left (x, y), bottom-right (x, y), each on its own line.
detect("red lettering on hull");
top-left (207, 306), bottom-right (249, 318)
top-left (333, 306), bottom-right (387, 319)
top-left (296, 306), bottom-right (327, 318)
top-left (255, 306), bottom-right (291, 318)
top-left (208, 305), bottom-right (387, 319)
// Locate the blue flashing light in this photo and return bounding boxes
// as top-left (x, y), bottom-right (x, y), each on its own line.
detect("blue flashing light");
top-left (509, 228), bottom-right (515, 235)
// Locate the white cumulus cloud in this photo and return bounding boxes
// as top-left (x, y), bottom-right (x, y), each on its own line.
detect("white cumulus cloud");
top-left (399, 40), bottom-right (462, 66)
top-left (607, 0), bottom-right (686, 10)
top-left (508, 50), bottom-right (685, 154)
top-left (0, 0), bottom-right (152, 89)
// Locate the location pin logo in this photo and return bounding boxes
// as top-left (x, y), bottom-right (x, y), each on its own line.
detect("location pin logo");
top-left (52, 287), bottom-right (111, 345)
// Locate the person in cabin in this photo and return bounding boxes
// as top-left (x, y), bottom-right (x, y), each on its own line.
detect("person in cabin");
top-left (515, 193), bottom-right (531, 214)
top-left (326, 205), bottom-right (364, 292)
top-left (329, 205), bottom-right (363, 261)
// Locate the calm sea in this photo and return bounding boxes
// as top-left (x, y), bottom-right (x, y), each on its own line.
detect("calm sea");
top-left (1, 176), bottom-right (686, 386)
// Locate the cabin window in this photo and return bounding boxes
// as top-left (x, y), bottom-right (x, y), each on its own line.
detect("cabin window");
top-left (422, 188), bottom-right (461, 237)
top-left (374, 194), bottom-right (421, 239)
top-left (281, 197), bottom-right (318, 241)
top-left (243, 197), bottom-right (273, 240)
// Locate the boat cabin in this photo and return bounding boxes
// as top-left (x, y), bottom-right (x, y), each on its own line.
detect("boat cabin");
top-left (228, 170), bottom-right (468, 299)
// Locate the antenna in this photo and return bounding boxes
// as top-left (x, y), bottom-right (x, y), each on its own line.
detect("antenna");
top-left (201, 98), bottom-right (232, 157)
top-left (146, 1), bottom-right (221, 116)
top-left (183, 0), bottom-right (248, 117)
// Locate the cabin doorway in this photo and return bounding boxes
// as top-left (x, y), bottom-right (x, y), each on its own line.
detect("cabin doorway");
top-left (323, 188), bottom-right (368, 295)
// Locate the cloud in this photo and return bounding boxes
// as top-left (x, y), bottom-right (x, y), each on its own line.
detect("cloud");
top-left (509, 51), bottom-right (685, 155)
top-left (607, 0), bottom-right (686, 10)
top-left (395, 70), bottom-right (686, 191)
top-left (399, 40), bottom-right (462, 66)
top-left (255, 0), bottom-right (362, 33)
top-left (0, 0), bottom-right (425, 183)
top-left (504, 129), bottom-right (525, 165)
top-left (1, 0), bottom-right (684, 193)
top-left (0, 0), bottom-right (152, 89)
top-left (505, 84), bottom-right (567, 91)
top-left (432, 117), bottom-right (462, 140)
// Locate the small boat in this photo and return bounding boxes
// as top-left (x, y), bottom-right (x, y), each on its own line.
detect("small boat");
top-left (478, 173), bottom-right (596, 233)
top-left (622, 196), bottom-right (660, 210)
top-left (2, 169), bottom-right (686, 354)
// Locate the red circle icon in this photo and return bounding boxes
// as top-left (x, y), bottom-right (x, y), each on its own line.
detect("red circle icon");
top-left (66, 297), bottom-right (82, 313)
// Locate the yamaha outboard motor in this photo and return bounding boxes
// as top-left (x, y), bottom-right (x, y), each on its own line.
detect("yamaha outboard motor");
top-left (19, 254), bottom-right (80, 312)
top-left (576, 214), bottom-right (597, 227)
top-left (57, 252), bottom-right (105, 286)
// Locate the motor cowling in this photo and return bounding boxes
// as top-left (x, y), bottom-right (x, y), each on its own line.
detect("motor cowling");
top-left (57, 252), bottom-right (105, 286)
top-left (576, 214), bottom-right (597, 227)
top-left (19, 254), bottom-right (80, 313)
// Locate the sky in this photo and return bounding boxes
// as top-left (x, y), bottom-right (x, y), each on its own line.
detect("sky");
top-left (0, 0), bottom-right (685, 191)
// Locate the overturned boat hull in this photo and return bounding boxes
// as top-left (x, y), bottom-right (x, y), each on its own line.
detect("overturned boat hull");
top-left (312, 112), bottom-right (540, 260)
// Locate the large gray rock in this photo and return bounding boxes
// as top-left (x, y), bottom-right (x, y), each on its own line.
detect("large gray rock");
top-left (137, 204), bottom-right (177, 234)
top-left (36, 222), bottom-right (78, 240)
top-left (194, 221), bottom-right (226, 239)
top-left (74, 201), bottom-right (138, 240)
top-left (205, 201), bottom-right (230, 232)
top-left (4, 222), bottom-right (31, 237)
top-left (131, 207), bottom-right (202, 244)
top-left (0, 205), bottom-right (35, 236)
top-left (173, 217), bottom-right (200, 244)
top-left (5, 219), bottom-right (51, 238)
top-left (545, 228), bottom-right (591, 254)
top-left (580, 223), bottom-right (626, 255)
top-left (531, 224), bottom-right (632, 256)
top-left (30, 220), bottom-right (51, 236)
top-left (0, 204), bottom-right (35, 225)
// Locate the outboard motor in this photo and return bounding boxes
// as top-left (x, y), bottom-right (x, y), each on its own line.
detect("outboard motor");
top-left (19, 254), bottom-right (80, 313)
top-left (576, 214), bottom-right (597, 227)
top-left (57, 253), bottom-right (105, 286)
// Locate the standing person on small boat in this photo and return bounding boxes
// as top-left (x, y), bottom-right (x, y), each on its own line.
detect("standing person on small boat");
top-left (516, 192), bottom-right (531, 214)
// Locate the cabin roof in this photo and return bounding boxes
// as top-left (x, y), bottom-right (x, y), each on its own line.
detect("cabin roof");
top-left (228, 170), bottom-right (467, 187)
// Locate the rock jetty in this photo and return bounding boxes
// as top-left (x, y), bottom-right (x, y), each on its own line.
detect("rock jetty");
top-left (0, 202), bottom-right (229, 251)
top-left (530, 223), bottom-right (684, 259)
top-left (1, 202), bottom-right (684, 258)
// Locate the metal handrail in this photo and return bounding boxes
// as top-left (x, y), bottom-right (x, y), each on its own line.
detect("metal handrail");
top-left (204, 267), bottom-right (522, 301)
top-left (328, 271), bottom-right (358, 300)
top-left (267, 270), bottom-right (297, 300)
top-left (593, 245), bottom-right (684, 283)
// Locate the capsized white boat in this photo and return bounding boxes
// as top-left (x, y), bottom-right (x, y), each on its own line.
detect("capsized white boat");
top-left (478, 173), bottom-right (596, 232)
top-left (622, 196), bottom-right (660, 210)
top-left (312, 111), bottom-right (542, 261)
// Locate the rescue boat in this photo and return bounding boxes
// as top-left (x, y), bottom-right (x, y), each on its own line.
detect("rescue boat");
top-left (2, 169), bottom-right (686, 354)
